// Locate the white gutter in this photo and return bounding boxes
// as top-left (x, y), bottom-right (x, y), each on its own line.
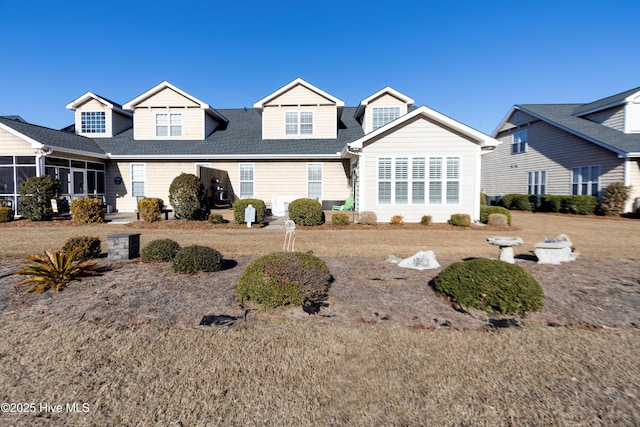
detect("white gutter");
top-left (105, 153), bottom-right (343, 160)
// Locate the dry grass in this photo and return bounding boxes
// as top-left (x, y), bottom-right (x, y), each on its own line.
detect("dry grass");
top-left (0, 211), bottom-right (639, 425)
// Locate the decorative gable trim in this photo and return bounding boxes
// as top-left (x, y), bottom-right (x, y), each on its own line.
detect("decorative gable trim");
top-left (253, 78), bottom-right (345, 110)
top-left (354, 87), bottom-right (414, 120)
top-left (66, 92), bottom-right (132, 117)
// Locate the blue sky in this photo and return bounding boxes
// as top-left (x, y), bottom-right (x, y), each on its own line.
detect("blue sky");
top-left (0, 0), bottom-right (638, 135)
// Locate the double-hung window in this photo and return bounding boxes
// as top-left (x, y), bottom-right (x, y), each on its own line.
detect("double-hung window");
top-left (131, 164), bottom-right (145, 198)
top-left (307, 163), bottom-right (323, 200)
top-left (572, 165), bottom-right (600, 197)
top-left (156, 113), bottom-right (182, 137)
top-left (377, 156), bottom-right (452, 205)
top-left (527, 170), bottom-right (546, 195)
top-left (81, 111), bottom-right (106, 134)
top-left (372, 107), bottom-right (401, 130)
top-left (512, 130), bottom-right (527, 154)
top-left (239, 163), bottom-right (254, 198)
top-left (285, 111), bottom-right (313, 136)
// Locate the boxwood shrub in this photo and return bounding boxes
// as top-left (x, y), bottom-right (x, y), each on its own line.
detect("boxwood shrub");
top-left (172, 245), bottom-right (223, 274)
top-left (540, 195), bottom-right (598, 215)
top-left (0, 207), bottom-right (12, 222)
top-left (500, 193), bottom-right (533, 211)
top-left (142, 239), bottom-right (181, 262)
top-left (62, 236), bottom-right (102, 260)
top-left (138, 198), bottom-right (163, 222)
top-left (331, 212), bottom-right (350, 226)
top-left (288, 198), bottom-right (323, 226)
top-left (480, 205), bottom-right (512, 225)
top-left (237, 252), bottom-right (331, 308)
top-left (70, 198), bottom-right (105, 223)
top-left (233, 199), bottom-right (267, 224)
top-left (450, 213), bottom-right (471, 227)
top-left (433, 259), bottom-right (544, 315)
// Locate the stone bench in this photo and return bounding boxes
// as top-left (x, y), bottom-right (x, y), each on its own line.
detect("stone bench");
top-left (534, 238), bottom-right (578, 265)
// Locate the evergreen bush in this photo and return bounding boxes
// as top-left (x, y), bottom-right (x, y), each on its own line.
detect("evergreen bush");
top-left (138, 197), bottom-right (163, 222)
top-left (169, 173), bottom-right (207, 220)
top-left (288, 198), bottom-right (323, 226)
top-left (141, 239), bottom-right (181, 262)
top-left (62, 236), bottom-right (102, 260)
top-left (70, 198), bottom-right (105, 223)
top-left (0, 207), bottom-right (12, 222)
top-left (601, 182), bottom-right (632, 216)
top-left (500, 193), bottom-right (533, 211)
top-left (331, 212), bottom-right (350, 226)
top-left (208, 213), bottom-right (225, 224)
top-left (233, 199), bottom-right (267, 224)
top-left (480, 205), bottom-right (512, 225)
top-left (172, 245), bottom-right (223, 274)
top-left (450, 213), bottom-right (471, 227)
top-left (17, 175), bottom-right (60, 221)
top-left (237, 252), bottom-right (331, 308)
top-left (421, 215), bottom-right (432, 226)
top-left (433, 259), bottom-right (544, 315)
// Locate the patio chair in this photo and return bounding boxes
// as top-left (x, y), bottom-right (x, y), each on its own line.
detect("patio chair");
top-left (331, 195), bottom-right (354, 211)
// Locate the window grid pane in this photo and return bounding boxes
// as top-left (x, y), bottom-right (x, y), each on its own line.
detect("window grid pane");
top-left (80, 111), bottom-right (106, 134)
top-left (429, 182), bottom-right (442, 204)
top-left (378, 182), bottom-right (391, 204)
top-left (372, 107), bottom-right (401, 130)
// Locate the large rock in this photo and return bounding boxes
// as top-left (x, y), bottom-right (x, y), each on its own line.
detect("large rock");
top-left (396, 251), bottom-right (441, 270)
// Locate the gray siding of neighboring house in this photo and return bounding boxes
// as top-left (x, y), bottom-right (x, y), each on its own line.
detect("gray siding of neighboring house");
top-left (495, 110), bottom-right (539, 133)
top-left (482, 119), bottom-right (625, 200)
top-left (582, 106), bottom-right (625, 132)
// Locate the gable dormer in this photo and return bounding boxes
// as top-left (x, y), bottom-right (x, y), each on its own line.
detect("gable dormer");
top-left (66, 92), bottom-right (132, 138)
top-left (574, 87), bottom-right (640, 134)
top-left (355, 87), bottom-right (414, 134)
top-left (253, 78), bottom-right (344, 140)
top-left (123, 81), bottom-right (228, 141)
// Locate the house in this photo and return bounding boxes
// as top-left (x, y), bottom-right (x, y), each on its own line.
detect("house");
top-left (0, 78), bottom-right (499, 223)
top-left (482, 87), bottom-right (640, 212)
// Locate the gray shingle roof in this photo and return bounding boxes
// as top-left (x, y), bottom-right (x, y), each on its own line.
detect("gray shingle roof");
top-left (573, 87), bottom-right (640, 115)
top-left (96, 107), bottom-right (364, 158)
top-left (518, 103), bottom-right (640, 155)
top-left (0, 117), bottom-right (107, 155)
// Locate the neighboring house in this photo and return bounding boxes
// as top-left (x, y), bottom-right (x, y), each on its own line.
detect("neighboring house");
top-left (482, 87), bottom-right (640, 212)
top-left (0, 78), bottom-right (499, 222)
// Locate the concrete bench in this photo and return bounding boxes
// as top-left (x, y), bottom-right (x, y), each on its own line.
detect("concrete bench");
top-left (534, 238), bottom-right (578, 265)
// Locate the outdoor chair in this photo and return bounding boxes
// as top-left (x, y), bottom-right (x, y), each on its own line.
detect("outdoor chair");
top-left (331, 195), bottom-right (354, 211)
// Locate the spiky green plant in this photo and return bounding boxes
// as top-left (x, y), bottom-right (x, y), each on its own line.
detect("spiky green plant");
top-left (14, 247), bottom-right (98, 293)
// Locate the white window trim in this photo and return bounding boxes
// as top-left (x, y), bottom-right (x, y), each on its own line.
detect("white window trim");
top-left (512, 129), bottom-right (527, 154)
top-left (131, 163), bottom-right (146, 198)
top-left (571, 165), bottom-right (601, 196)
top-left (285, 111), bottom-right (313, 136)
top-left (239, 163), bottom-right (255, 199)
top-left (80, 111), bottom-right (106, 134)
top-left (527, 170), bottom-right (546, 195)
top-left (307, 163), bottom-right (323, 200)
top-left (155, 112), bottom-right (183, 137)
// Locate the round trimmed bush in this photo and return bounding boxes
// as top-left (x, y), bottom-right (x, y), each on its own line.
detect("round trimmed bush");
top-left (433, 259), bottom-right (544, 315)
top-left (141, 239), bottom-right (181, 262)
top-left (237, 252), bottom-right (331, 308)
top-left (480, 206), bottom-right (512, 225)
top-left (288, 198), bottom-right (323, 226)
top-left (169, 173), bottom-right (207, 220)
top-left (450, 213), bottom-right (471, 227)
top-left (421, 215), bottom-right (432, 226)
top-left (487, 213), bottom-right (508, 227)
top-left (208, 213), bottom-right (224, 224)
top-left (358, 211), bottom-right (377, 225)
top-left (172, 245), bottom-right (223, 274)
top-left (138, 197), bottom-right (163, 223)
top-left (70, 198), bottom-right (105, 223)
top-left (331, 212), bottom-right (350, 226)
top-left (62, 236), bottom-right (102, 260)
top-left (233, 199), bottom-right (267, 224)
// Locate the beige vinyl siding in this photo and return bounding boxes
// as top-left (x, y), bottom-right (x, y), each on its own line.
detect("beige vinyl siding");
top-left (133, 108), bottom-right (205, 140)
top-left (496, 110), bottom-right (539, 133)
top-left (360, 116), bottom-right (481, 223)
top-left (262, 84), bottom-right (338, 139)
top-left (137, 87), bottom-right (200, 108)
top-left (482, 120), bottom-right (625, 199)
top-left (582, 106), bottom-right (625, 131)
top-left (0, 128), bottom-right (37, 154)
top-left (107, 159), bottom-right (350, 212)
top-left (363, 93), bottom-right (408, 134)
top-left (112, 111), bottom-right (133, 136)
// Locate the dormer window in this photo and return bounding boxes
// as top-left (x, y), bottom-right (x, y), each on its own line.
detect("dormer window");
top-left (81, 111), bottom-right (106, 134)
top-left (156, 113), bottom-right (182, 137)
top-left (372, 107), bottom-right (400, 130)
top-left (285, 111), bottom-right (313, 136)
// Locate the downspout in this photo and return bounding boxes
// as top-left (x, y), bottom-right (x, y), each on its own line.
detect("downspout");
top-left (35, 146), bottom-right (53, 176)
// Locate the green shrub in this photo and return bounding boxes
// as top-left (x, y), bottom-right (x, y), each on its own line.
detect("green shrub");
top-left (480, 206), bottom-right (512, 225)
top-left (237, 252), bottom-right (331, 308)
top-left (562, 195), bottom-right (598, 215)
top-left (390, 215), bottom-right (404, 225)
top-left (0, 207), bottom-right (12, 222)
top-left (480, 192), bottom-right (487, 206)
top-left (142, 239), bottom-right (181, 262)
top-left (62, 236), bottom-right (102, 260)
top-left (70, 198), bottom-right (105, 223)
top-left (288, 198), bottom-right (323, 226)
top-left (601, 182), bottom-right (632, 216)
top-left (331, 212), bottom-right (350, 226)
top-left (208, 213), bottom-right (225, 224)
top-left (233, 199), bottom-right (267, 224)
top-left (450, 213), bottom-right (471, 227)
top-left (540, 195), bottom-right (563, 212)
top-left (487, 213), bottom-right (508, 227)
top-left (138, 197), bottom-right (163, 222)
top-left (358, 211), bottom-right (377, 225)
top-left (17, 175), bottom-right (61, 221)
top-left (433, 259), bottom-right (544, 315)
top-left (421, 215), bottom-right (432, 226)
top-left (172, 245), bottom-right (223, 274)
top-left (169, 173), bottom-right (207, 220)
top-left (500, 194), bottom-right (532, 211)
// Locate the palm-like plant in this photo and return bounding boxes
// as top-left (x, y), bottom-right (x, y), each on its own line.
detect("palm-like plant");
top-left (14, 247), bottom-right (98, 293)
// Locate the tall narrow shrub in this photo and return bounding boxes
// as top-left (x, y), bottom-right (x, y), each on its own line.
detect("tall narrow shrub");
top-left (18, 175), bottom-right (60, 221)
top-left (169, 173), bottom-right (207, 220)
top-left (601, 182), bottom-right (632, 216)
